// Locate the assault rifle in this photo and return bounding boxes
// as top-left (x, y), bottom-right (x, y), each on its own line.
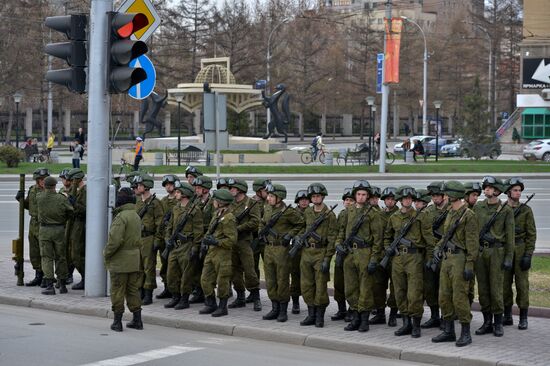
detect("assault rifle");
top-left (235, 200), bottom-right (258, 224)
top-left (335, 205), bottom-right (373, 267)
top-left (288, 204), bottom-right (337, 258)
top-left (250, 204), bottom-right (290, 251)
top-left (138, 193), bottom-right (157, 219)
top-left (200, 213), bottom-right (222, 259)
top-left (431, 207), bottom-right (468, 272)
top-left (514, 193), bottom-right (535, 217)
top-left (161, 200), bottom-right (199, 260)
top-left (380, 205), bottom-right (427, 269)
top-left (432, 207), bottom-right (450, 239)
top-left (478, 201), bottom-right (504, 250)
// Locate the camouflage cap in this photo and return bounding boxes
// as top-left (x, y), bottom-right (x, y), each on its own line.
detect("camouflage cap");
top-left (44, 176), bottom-right (58, 188)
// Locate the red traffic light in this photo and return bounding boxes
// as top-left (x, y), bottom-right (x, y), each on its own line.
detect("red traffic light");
top-left (111, 13), bottom-right (149, 38)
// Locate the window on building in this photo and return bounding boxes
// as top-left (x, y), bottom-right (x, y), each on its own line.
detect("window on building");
top-left (522, 108), bottom-right (550, 139)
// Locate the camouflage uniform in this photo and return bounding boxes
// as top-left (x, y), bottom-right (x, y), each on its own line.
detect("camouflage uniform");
top-left (68, 169), bottom-right (86, 290)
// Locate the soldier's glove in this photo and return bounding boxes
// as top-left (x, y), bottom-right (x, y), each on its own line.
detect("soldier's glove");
top-left (188, 246), bottom-right (199, 261)
top-left (15, 190), bottom-right (24, 201)
top-left (520, 255), bottom-right (532, 271)
top-left (153, 240), bottom-right (163, 251)
top-left (367, 261), bottom-right (378, 275)
top-left (384, 247), bottom-right (396, 258)
top-left (282, 233), bottom-right (292, 247)
top-left (320, 257), bottom-right (331, 274)
top-left (501, 259), bottom-right (513, 271)
top-left (68, 196), bottom-right (77, 206)
top-left (463, 268), bottom-right (474, 281)
top-left (432, 248), bottom-right (442, 266)
top-left (203, 234), bottom-right (218, 247)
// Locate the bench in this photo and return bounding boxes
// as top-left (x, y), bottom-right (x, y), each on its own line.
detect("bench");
top-left (336, 144), bottom-right (372, 166)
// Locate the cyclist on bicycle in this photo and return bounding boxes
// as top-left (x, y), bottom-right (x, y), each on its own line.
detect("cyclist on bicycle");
top-left (311, 132), bottom-right (324, 161)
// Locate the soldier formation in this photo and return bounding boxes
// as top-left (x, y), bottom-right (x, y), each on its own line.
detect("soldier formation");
top-left (16, 167), bottom-right (537, 345)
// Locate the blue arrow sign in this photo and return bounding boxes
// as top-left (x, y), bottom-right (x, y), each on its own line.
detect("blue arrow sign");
top-left (128, 55), bottom-right (156, 100)
top-left (376, 53), bottom-right (384, 94)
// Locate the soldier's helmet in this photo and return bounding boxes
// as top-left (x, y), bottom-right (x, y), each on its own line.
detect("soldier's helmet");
top-left (504, 176), bottom-right (524, 193)
top-left (427, 181), bottom-right (444, 195)
top-left (44, 176), bottom-right (58, 188)
top-left (307, 183), bottom-right (328, 197)
top-left (174, 181), bottom-right (195, 198)
top-left (216, 177), bottom-right (231, 190)
top-left (266, 183), bottom-right (287, 200)
top-left (125, 171), bottom-right (141, 183)
top-left (381, 186), bottom-right (398, 200)
top-left (59, 169), bottom-right (70, 179)
top-left (464, 182), bottom-right (482, 195)
top-left (352, 180), bottom-right (371, 195)
top-left (442, 180), bottom-right (465, 200)
top-left (253, 178), bottom-right (271, 192)
top-left (341, 187), bottom-right (354, 201)
top-left (192, 175), bottom-right (212, 190)
top-left (133, 173), bottom-right (154, 189)
top-left (116, 187), bottom-right (136, 206)
top-left (213, 189), bottom-right (234, 204)
top-left (228, 178), bottom-right (248, 194)
top-left (295, 189), bottom-right (309, 203)
top-left (396, 186), bottom-right (417, 200)
top-left (185, 165), bottom-right (202, 178)
top-left (33, 167), bottom-right (50, 180)
top-left (481, 175), bottom-right (504, 193)
top-left (415, 189), bottom-right (432, 204)
top-left (370, 186), bottom-right (381, 198)
top-left (67, 168), bottom-right (84, 180)
top-left (162, 174), bottom-right (179, 187)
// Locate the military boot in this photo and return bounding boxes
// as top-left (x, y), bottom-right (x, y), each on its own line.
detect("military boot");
top-left (262, 301), bottom-right (280, 320)
top-left (41, 279), bottom-right (56, 295)
top-left (156, 286), bottom-right (172, 299)
top-left (164, 295), bottom-right (181, 308)
top-left (25, 270), bottom-right (43, 287)
top-left (72, 278), bottom-right (85, 290)
top-left (358, 311), bottom-right (370, 332)
top-left (59, 279), bottom-right (68, 294)
top-left (331, 301), bottom-right (347, 321)
top-left (142, 289), bottom-right (153, 306)
top-left (388, 307), bottom-right (398, 327)
top-left (111, 312), bottom-right (123, 332)
top-left (315, 306), bottom-right (326, 328)
top-left (394, 315), bottom-right (412, 336)
top-left (421, 306), bottom-right (441, 328)
top-left (411, 317), bottom-right (421, 338)
top-left (66, 266), bottom-right (74, 285)
top-left (475, 312), bottom-right (493, 335)
top-left (432, 320), bottom-right (456, 343)
top-left (518, 308), bottom-right (528, 330)
top-left (291, 296), bottom-right (300, 314)
top-left (300, 306), bottom-right (316, 326)
top-left (199, 295), bottom-right (217, 315)
top-left (344, 307), bottom-right (352, 322)
top-left (212, 298), bottom-right (228, 317)
top-left (369, 308), bottom-right (386, 325)
top-left (344, 311), bottom-right (360, 331)
top-left (493, 313), bottom-right (504, 337)
top-left (503, 305), bottom-right (513, 326)
top-left (250, 289), bottom-right (262, 311)
top-left (126, 310), bottom-right (143, 330)
top-left (277, 302), bottom-right (288, 322)
top-left (228, 290), bottom-right (246, 309)
top-left (456, 323), bottom-right (472, 347)
top-left (174, 294), bottom-right (190, 310)
top-left (245, 292), bottom-right (254, 303)
top-left (189, 287), bottom-right (205, 304)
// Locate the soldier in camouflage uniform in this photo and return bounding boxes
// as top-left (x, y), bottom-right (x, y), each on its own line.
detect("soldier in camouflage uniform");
top-left (431, 181), bottom-right (478, 347)
top-left (164, 181), bottom-right (204, 310)
top-left (473, 176), bottom-right (514, 337)
top-left (185, 165), bottom-right (202, 184)
top-left (37, 176), bottom-right (74, 295)
top-left (249, 178), bottom-right (270, 284)
top-left (291, 189), bottom-right (310, 314)
top-left (227, 178), bottom-right (262, 311)
top-left (58, 169), bottom-right (75, 285)
top-left (368, 186), bottom-right (381, 208)
top-left (199, 189), bottom-right (238, 317)
top-left (503, 177), bottom-right (537, 330)
top-left (133, 174), bottom-right (164, 305)
top-left (104, 188), bottom-right (142, 332)
top-left (261, 184), bottom-right (304, 322)
top-left (67, 168), bottom-right (87, 290)
top-left (464, 182), bottom-right (482, 305)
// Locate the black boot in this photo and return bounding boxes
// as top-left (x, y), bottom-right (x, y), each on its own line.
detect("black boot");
top-left (59, 279), bottom-right (68, 294)
top-left (41, 279), bottom-right (56, 295)
top-left (344, 311), bottom-right (360, 331)
top-left (421, 306), bottom-right (441, 329)
top-left (245, 292), bottom-right (254, 303)
top-left (25, 270), bottom-right (43, 287)
top-left (456, 323), bottom-right (472, 347)
top-left (493, 313), bottom-right (504, 337)
top-left (111, 312), bottom-right (123, 332)
top-left (212, 298), bottom-right (228, 317)
top-left (358, 311), bottom-right (370, 332)
top-left (411, 317), bottom-right (421, 338)
top-left (67, 266), bottom-right (74, 285)
top-left (388, 307), bottom-right (398, 327)
top-left (369, 308), bottom-right (386, 325)
top-left (72, 278), bottom-right (85, 290)
top-left (475, 312), bottom-right (493, 335)
top-left (126, 310), bottom-right (143, 330)
top-left (518, 308), bottom-right (528, 330)
top-left (199, 295), bottom-right (217, 315)
top-left (164, 295), bottom-right (181, 308)
top-left (174, 294), bottom-right (190, 310)
top-left (189, 287), bottom-right (205, 304)
top-left (262, 301), bottom-right (280, 320)
top-left (432, 319), bottom-right (456, 343)
top-left (277, 302), bottom-right (288, 322)
top-left (344, 307), bottom-right (352, 322)
top-left (251, 289), bottom-right (262, 311)
top-left (331, 301), bottom-right (347, 321)
top-left (142, 289), bottom-right (153, 306)
top-left (503, 305), bottom-right (513, 326)
top-left (291, 296), bottom-right (300, 314)
top-left (394, 315), bottom-right (412, 336)
top-left (228, 290), bottom-right (246, 309)
top-left (156, 286), bottom-right (172, 299)
top-left (315, 306), bottom-right (326, 328)
top-left (300, 306), bottom-right (316, 326)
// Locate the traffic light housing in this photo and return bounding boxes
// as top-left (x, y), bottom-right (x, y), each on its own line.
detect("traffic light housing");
top-left (44, 14), bottom-right (88, 94)
top-left (107, 12), bottom-right (149, 94)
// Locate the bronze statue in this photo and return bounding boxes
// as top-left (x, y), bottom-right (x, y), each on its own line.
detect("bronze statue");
top-left (140, 91), bottom-right (168, 139)
top-left (262, 83), bottom-right (291, 143)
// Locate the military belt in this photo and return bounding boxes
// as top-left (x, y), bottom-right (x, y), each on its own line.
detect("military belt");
top-left (142, 230), bottom-right (155, 238)
top-left (445, 247), bottom-right (465, 255)
top-left (40, 223), bottom-right (64, 227)
top-left (305, 241), bottom-right (326, 249)
top-left (398, 246), bottom-right (424, 254)
top-left (481, 241), bottom-right (503, 250)
top-left (351, 242), bottom-right (371, 250)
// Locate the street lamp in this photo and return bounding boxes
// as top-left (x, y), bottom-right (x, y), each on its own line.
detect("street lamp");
top-left (13, 92), bottom-right (23, 149)
top-left (173, 92), bottom-right (184, 166)
top-left (434, 100), bottom-right (442, 162)
top-left (366, 96), bottom-right (375, 165)
top-left (266, 17), bottom-right (290, 130)
top-left (401, 16), bottom-right (429, 136)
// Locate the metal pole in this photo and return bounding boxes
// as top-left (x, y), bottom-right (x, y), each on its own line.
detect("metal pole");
top-left (435, 108), bottom-right (440, 162)
top-left (214, 92), bottom-right (220, 179)
top-left (379, 0), bottom-right (392, 173)
top-left (177, 101), bottom-right (181, 166)
top-left (360, 102), bottom-right (365, 140)
top-left (85, 0), bottom-right (112, 297)
top-left (16, 173), bottom-right (25, 286)
top-left (47, 30), bottom-right (53, 140)
top-left (15, 102), bottom-right (20, 148)
top-left (368, 104), bottom-right (373, 165)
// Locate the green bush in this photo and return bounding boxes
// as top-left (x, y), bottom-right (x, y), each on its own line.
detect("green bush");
top-left (0, 145), bottom-right (24, 167)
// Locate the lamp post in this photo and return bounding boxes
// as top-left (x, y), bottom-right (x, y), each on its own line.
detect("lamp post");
top-left (366, 96), bottom-right (375, 165)
top-left (434, 100), bottom-right (442, 162)
top-left (13, 92), bottom-right (23, 148)
top-left (401, 16), bottom-right (428, 136)
top-left (266, 17), bottom-right (290, 130)
top-left (174, 93), bottom-right (184, 166)
top-left (372, 105), bottom-right (377, 164)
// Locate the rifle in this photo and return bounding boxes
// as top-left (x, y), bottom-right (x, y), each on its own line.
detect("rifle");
top-left (138, 193), bottom-right (157, 219)
top-left (432, 206), bottom-right (450, 240)
top-left (161, 200), bottom-right (199, 260)
top-left (335, 205), bottom-right (374, 267)
top-left (289, 204), bottom-right (337, 258)
top-left (235, 199), bottom-right (258, 224)
top-left (200, 212), bottom-right (223, 259)
top-left (431, 207), bottom-right (468, 271)
top-left (380, 205), bottom-right (427, 269)
top-left (251, 204), bottom-right (290, 251)
top-left (478, 201), bottom-right (504, 250)
top-left (514, 193), bottom-right (535, 217)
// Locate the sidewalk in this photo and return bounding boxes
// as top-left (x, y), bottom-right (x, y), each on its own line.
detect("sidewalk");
top-left (0, 259), bottom-right (546, 366)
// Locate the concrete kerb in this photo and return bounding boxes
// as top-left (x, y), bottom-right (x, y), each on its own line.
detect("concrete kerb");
top-left (304, 335), bottom-right (401, 359)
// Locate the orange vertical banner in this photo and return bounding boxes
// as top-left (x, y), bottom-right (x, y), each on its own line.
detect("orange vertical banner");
top-left (384, 17), bottom-right (403, 84)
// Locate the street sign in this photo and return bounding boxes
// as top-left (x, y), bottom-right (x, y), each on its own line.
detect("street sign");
top-left (522, 58), bottom-right (550, 89)
top-left (117, 0), bottom-right (160, 42)
top-left (376, 53), bottom-right (384, 94)
top-left (128, 55), bottom-right (156, 100)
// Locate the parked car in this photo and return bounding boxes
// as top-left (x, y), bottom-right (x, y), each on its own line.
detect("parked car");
top-left (424, 138), bottom-right (448, 156)
top-left (393, 135), bottom-right (435, 153)
top-left (523, 139), bottom-right (550, 162)
top-left (440, 139), bottom-right (462, 157)
top-left (460, 140), bottom-right (502, 160)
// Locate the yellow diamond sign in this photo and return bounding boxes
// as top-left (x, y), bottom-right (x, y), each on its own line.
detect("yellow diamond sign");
top-left (118, 0), bottom-right (160, 42)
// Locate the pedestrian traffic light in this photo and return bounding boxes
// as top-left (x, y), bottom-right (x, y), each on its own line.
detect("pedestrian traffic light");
top-left (44, 14), bottom-right (88, 94)
top-left (107, 12), bottom-right (149, 94)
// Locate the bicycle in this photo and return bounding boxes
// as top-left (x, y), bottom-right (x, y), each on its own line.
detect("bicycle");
top-left (373, 146), bottom-right (395, 165)
top-left (301, 146), bottom-right (327, 164)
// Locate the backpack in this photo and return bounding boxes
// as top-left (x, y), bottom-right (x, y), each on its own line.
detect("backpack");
top-left (311, 136), bottom-right (318, 147)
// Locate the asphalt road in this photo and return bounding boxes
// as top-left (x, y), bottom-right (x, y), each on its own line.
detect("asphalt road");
top-left (0, 305), bottom-right (430, 366)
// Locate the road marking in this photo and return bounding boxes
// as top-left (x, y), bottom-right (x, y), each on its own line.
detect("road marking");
top-left (78, 345), bottom-right (202, 366)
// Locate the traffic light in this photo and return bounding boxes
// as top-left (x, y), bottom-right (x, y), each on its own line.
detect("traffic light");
top-left (44, 14), bottom-right (88, 94)
top-left (107, 12), bottom-right (149, 94)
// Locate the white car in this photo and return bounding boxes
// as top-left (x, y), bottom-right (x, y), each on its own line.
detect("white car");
top-left (393, 135), bottom-right (435, 153)
top-left (523, 139), bottom-right (550, 162)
